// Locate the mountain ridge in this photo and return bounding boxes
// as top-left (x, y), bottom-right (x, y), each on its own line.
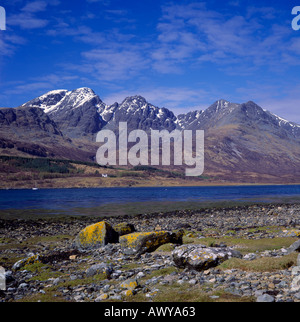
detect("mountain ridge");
top-left (20, 88), bottom-right (300, 139)
top-left (1, 87), bottom-right (300, 183)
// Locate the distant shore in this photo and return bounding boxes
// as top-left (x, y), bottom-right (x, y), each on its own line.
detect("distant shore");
top-left (1, 179), bottom-right (300, 190)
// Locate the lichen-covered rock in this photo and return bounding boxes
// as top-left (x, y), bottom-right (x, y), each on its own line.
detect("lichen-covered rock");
top-left (172, 244), bottom-right (242, 271)
top-left (120, 230), bottom-right (183, 256)
top-left (113, 222), bottom-right (135, 236)
top-left (74, 221), bottom-right (119, 250)
top-left (283, 229), bottom-right (300, 238)
top-left (12, 254), bottom-right (40, 271)
top-left (120, 278), bottom-right (139, 291)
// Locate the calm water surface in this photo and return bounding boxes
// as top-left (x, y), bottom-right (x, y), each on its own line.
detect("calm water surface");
top-left (0, 185), bottom-right (299, 211)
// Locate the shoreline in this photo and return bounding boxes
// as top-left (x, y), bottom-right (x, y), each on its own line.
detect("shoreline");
top-left (1, 202), bottom-right (300, 302)
top-left (1, 199), bottom-right (300, 221)
top-left (1, 181), bottom-right (300, 190)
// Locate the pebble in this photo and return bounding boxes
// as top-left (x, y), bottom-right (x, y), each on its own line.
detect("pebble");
top-left (1, 203), bottom-right (300, 302)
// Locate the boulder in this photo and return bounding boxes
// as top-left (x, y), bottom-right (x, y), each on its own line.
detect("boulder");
top-left (85, 263), bottom-right (113, 279)
top-left (120, 278), bottom-right (139, 291)
top-left (256, 294), bottom-right (275, 303)
top-left (113, 222), bottom-right (135, 236)
top-left (12, 254), bottom-right (40, 271)
top-left (74, 221), bottom-right (119, 250)
top-left (120, 230), bottom-right (183, 256)
top-left (291, 275), bottom-right (300, 292)
top-left (286, 239), bottom-right (300, 255)
top-left (172, 244), bottom-right (242, 271)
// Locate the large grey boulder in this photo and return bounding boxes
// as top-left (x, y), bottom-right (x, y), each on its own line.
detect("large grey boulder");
top-left (172, 244), bottom-right (242, 271)
top-left (256, 294), bottom-right (275, 302)
top-left (286, 240), bottom-right (300, 255)
top-left (85, 263), bottom-right (113, 279)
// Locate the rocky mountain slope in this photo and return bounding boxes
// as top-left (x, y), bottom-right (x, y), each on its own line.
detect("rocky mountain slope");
top-left (0, 104), bottom-right (97, 162)
top-left (178, 100), bottom-right (300, 182)
top-left (1, 88), bottom-right (300, 183)
top-left (22, 88), bottom-right (106, 139)
top-left (99, 95), bottom-right (178, 133)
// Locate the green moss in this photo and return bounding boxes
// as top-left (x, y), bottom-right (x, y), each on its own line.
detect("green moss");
top-left (26, 264), bottom-right (61, 281)
top-left (219, 252), bottom-right (297, 272)
top-left (154, 243), bottom-right (175, 252)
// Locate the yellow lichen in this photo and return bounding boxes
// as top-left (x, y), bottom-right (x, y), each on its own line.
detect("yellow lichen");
top-left (76, 221), bottom-right (117, 248)
top-left (120, 279), bottom-right (138, 290)
top-left (123, 290), bottom-right (134, 297)
top-left (120, 231), bottom-right (168, 248)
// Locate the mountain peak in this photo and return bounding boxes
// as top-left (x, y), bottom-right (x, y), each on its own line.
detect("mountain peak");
top-left (22, 89), bottom-right (68, 113)
top-left (121, 95), bottom-right (148, 106)
top-left (207, 99), bottom-right (239, 115)
top-left (65, 87), bottom-right (100, 109)
top-left (71, 87), bottom-right (96, 95)
top-left (119, 95), bottom-right (150, 113)
top-left (215, 99), bottom-right (234, 109)
top-left (216, 99), bottom-right (230, 104)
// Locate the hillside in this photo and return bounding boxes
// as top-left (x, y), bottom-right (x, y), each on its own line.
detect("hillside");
top-left (0, 88), bottom-right (300, 185)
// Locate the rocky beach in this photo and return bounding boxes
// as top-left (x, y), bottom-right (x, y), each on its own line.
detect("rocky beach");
top-left (1, 203), bottom-right (300, 302)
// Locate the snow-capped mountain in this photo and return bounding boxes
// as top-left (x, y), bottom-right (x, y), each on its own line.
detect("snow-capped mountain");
top-left (22, 88), bottom-right (106, 138)
top-left (23, 88), bottom-right (105, 114)
top-left (99, 95), bottom-right (178, 132)
top-left (178, 99), bottom-right (300, 139)
top-left (23, 89), bottom-right (179, 137)
top-left (20, 89), bottom-right (300, 140)
top-left (2, 87), bottom-right (300, 182)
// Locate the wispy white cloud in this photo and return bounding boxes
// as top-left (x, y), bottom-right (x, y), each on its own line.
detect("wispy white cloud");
top-left (80, 46), bottom-right (150, 81)
top-left (7, 0), bottom-right (52, 29)
top-left (236, 82), bottom-right (300, 124)
top-left (86, 0), bottom-right (111, 5)
top-left (2, 72), bottom-right (80, 103)
top-left (21, 1), bottom-right (48, 13)
top-left (6, 0), bottom-right (61, 29)
top-left (102, 86), bottom-right (209, 114)
top-left (2, 0), bottom-right (299, 124)
top-left (151, 2), bottom-right (296, 75)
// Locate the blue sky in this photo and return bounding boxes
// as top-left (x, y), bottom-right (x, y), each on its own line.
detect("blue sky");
top-left (1, 0), bottom-right (300, 123)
